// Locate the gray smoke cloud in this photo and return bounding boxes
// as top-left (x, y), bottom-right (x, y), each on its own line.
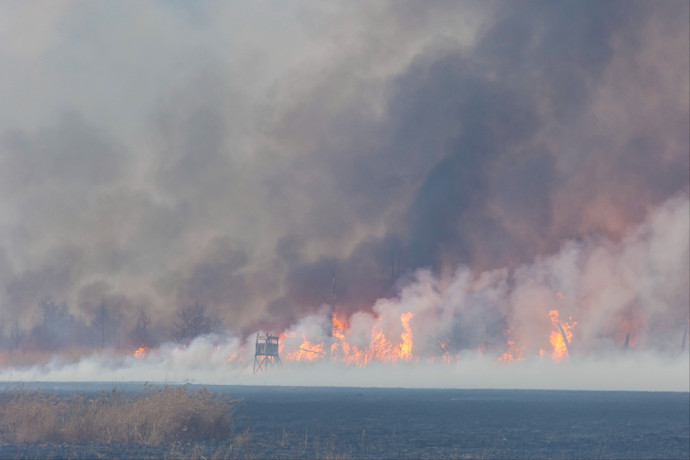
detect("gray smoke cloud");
top-left (0, 1), bottom-right (687, 363)
top-left (1, 191), bottom-right (687, 390)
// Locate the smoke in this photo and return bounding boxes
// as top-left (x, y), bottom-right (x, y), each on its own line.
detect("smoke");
top-left (0, 0), bottom-right (687, 381)
top-left (1, 192), bottom-right (686, 391)
top-left (279, 192), bottom-right (689, 359)
top-left (1, 347), bottom-right (687, 392)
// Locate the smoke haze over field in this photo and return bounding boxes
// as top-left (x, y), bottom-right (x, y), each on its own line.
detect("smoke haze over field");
top-left (0, 1), bottom-right (687, 389)
top-left (2, 192), bottom-right (687, 391)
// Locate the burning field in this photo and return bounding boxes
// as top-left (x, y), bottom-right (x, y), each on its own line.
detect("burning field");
top-left (0, 2), bottom-right (688, 458)
top-left (0, 1), bottom-right (687, 395)
top-left (0, 193), bottom-right (687, 391)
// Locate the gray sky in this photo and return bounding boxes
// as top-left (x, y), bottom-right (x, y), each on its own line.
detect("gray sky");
top-left (0, 1), bottom-right (687, 360)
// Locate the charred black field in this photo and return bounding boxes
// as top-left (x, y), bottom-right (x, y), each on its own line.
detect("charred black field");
top-left (0, 383), bottom-right (688, 459)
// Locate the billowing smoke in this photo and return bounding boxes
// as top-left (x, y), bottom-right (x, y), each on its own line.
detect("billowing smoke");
top-left (1, 192), bottom-right (687, 391)
top-left (281, 192), bottom-right (689, 360)
top-left (0, 0), bottom-right (687, 388)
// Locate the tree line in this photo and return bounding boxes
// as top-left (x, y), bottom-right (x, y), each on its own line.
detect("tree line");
top-left (0, 297), bottom-right (222, 352)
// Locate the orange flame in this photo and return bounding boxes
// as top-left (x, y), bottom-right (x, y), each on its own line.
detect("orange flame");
top-left (397, 312), bottom-right (414, 360)
top-left (498, 338), bottom-right (524, 362)
top-left (133, 347), bottom-right (148, 359)
top-left (281, 311), bottom-right (415, 366)
top-left (548, 310), bottom-right (577, 362)
top-left (284, 334), bottom-right (325, 361)
top-left (330, 313), bottom-right (348, 357)
top-left (498, 326), bottom-right (525, 362)
top-left (437, 342), bottom-right (451, 363)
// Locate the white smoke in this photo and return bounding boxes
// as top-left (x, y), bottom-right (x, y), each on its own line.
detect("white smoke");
top-left (1, 194), bottom-right (687, 391)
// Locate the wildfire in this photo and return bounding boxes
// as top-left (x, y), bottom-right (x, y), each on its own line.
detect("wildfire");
top-left (281, 311), bottom-right (416, 366)
top-left (133, 347), bottom-right (149, 359)
top-left (498, 339), bottom-right (524, 362)
top-left (495, 324), bottom-right (525, 362)
top-left (436, 342), bottom-right (452, 363)
top-left (548, 310), bottom-right (577, 362)
top-left (284, 335), bottom-right (325, 361)
top-left (398, 312), bottom-right (414, 360)
top-left (330, 314), bottom-right (348, 357)
top-left (278, 306), bottom-right (581, 366)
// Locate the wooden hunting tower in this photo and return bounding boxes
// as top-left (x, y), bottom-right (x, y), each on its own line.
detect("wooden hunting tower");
top-left (254, 333), bottom-right (282, 373)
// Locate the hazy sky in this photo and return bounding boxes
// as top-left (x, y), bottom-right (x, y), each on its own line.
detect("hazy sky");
top-left (0, 0), bottom-right (687, 352)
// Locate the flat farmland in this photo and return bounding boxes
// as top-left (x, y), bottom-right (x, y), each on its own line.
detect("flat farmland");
top-left (0, 383), bottom-right (687, 459)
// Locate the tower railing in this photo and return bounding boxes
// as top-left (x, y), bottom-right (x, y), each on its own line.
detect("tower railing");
top-left (254, 333), bottom-right (282, 374)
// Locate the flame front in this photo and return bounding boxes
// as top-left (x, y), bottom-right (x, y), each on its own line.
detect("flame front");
top-left (281, 311), bottom-right (415, 366)
top-left (497, 325), bottom-right (524, 362)
top-left (284, 334), bottom-right (325, 361)
top-left (397, 312), bottom-right (414, 360)
top-left (278, 305), bottom-right (585, 366)
top-left (498, 339), bottom-right (524, 362)
top-left (133, 347), bottom-right (148, 359)
top-left (548, 310), bottom-right (577, 362)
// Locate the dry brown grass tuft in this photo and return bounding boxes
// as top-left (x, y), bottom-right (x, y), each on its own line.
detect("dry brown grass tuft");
top-left (0, 384), bottom-right (236, 445)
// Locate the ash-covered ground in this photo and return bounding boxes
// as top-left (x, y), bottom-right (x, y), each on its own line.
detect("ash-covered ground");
top-left (1, 383), bottom-right (687, 459)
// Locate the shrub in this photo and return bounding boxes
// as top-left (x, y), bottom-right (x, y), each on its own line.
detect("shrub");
top-left (0, 384), bottom-right (236, 445)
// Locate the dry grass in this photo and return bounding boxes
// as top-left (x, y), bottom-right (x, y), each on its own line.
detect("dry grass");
top-left (0, 384), bottom-right (236, 445)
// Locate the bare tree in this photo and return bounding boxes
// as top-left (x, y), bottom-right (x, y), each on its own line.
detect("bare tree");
top-left (140, 310), bottom-right (151, 330)
top-left (93, 301), bottom-right (108, 349)
top-left (27, 297), bottom-right (85, 351)
top-left (10, 321), bottom-right (23, 350)
top-left (130, 309), bottom-right (153, 347)
top-left (172, 302), bottom-right (220, 343)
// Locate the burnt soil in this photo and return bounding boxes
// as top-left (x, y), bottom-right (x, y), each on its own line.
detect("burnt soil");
top-left (1, 384), bottom-right (688, 459)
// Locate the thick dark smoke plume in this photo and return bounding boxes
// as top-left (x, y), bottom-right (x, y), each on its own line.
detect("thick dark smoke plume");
top-left (0, 1), bottom-right (687, 355)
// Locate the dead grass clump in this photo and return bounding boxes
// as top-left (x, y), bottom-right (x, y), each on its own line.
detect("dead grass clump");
top-left (0, 385), bottom-right (235, 445)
